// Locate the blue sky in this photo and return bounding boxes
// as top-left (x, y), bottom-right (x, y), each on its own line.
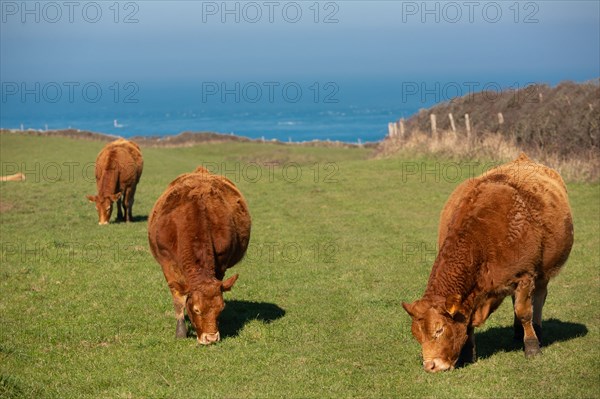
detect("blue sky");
top-left (1, 1), bottom-right (599, 85)
top-left (1, 0), bottom-right (599, 140)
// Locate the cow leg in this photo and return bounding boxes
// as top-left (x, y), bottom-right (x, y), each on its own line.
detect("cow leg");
top-left (512, 294), bottom-right (524, 341)
top-left (168, 284), bottom-right (188, 339)
top-left (532, 279), bottom-right (548, 345)
top-left (459, 326), bottom-right (477, 365)
top-left (120, 188), bottom-right (130, 222)
top-left (116, 195), bottom-right (124, 221)
top-left (126, 186), bottom-right (136, 222)
top-left (513, 277), bottom-right (541, 357)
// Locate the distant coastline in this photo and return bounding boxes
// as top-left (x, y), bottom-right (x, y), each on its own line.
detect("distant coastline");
top-left (0, 100), bottom-right (400, 144)
top-left (0, 128), bottom-right (379, 149)
top-left (4, 79), bottom-right (597, 153)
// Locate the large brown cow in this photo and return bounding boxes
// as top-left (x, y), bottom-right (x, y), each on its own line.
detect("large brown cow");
top-left (402, 153), bottom-right (573, 372)
top-left (86, 139), bottom-right (143, 224)
top-left (148, 167), bottom-right (251, 345)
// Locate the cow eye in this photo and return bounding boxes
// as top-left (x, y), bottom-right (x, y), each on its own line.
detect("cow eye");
top-left (193, 307), bottom-right (201, 314)
top-left (433, 326), bottom-right (444, 338)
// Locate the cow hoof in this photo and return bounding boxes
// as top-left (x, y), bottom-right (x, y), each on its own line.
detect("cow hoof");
top-left (524, 338), bottom-right (542, 358)
top-left (525, 348), bottom-right (542, 358)
top-left (176, 320), bottom-right (188, 339)
top-left (464, 354), bottom-right (477, 364)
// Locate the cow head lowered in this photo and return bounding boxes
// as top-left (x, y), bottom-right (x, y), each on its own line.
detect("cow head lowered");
top-left (86, 193), bottom-right (121, 225)
top-left (402, 294), bottom-right (469, 372)
top-left (185, 274), bottom-right (238, 345)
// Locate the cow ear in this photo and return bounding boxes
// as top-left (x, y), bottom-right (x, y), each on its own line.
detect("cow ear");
top-left (86, 195), bottom-right (96, 203)
top-left (402, 301), bottom-right (417, 318)
top-left (221, 274), bottom-right (239, 292)
top-left (445, 293), bottom-right (463, 317)
top-left (110, 192), bottom-right (122, 202)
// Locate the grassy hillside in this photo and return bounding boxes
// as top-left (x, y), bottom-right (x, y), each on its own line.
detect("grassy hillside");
top-left (1, 134), bottom-right (598, 398)
top-left (378, 80), bottom-right (600, 182)
top-left (399, 80), bottom-right (600, 156)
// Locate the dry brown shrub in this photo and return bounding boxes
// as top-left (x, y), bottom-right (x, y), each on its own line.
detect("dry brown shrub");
top-left (375, 129), bottom-right (599, 182)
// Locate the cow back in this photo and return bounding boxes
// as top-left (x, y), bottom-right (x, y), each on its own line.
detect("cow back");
top-left (95, 139), bottom-right (143, 194)
top-left (148, 168), bottom-right (251, 287)
top-left (432, 153), bottom-right (573, 294)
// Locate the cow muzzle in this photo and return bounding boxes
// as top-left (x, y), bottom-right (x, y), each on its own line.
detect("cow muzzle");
top-left (198, 332), bottom-right (220, 345)
top-left (423, 358), bottom-right (453, 373)
top-left (98, 221), bottom-right (109, 225)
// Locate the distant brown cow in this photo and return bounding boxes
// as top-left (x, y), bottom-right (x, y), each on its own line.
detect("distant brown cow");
top-left (402, 153), bottom-right (573, 372)
top-left (86, 139), bottom-right (143, 224)
top-left (148, 167), bottom-right (251, 345)
top-left (0, 173), bottom-right (25, 181)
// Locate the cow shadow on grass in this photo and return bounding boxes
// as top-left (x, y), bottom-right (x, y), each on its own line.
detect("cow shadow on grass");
top-left (183, 301), bottom-right (285, 340)
top-left (474, 318), bottom-right (588, 361)
top-left (218, 300), bottom-right (285, 339)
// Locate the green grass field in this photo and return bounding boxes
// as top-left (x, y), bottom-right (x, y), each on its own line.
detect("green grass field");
top-left (1, 134), bottom-right (598, 398)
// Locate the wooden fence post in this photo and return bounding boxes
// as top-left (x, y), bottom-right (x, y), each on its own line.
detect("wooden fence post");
top-left (465, 113), bottom-right (471, 140)
top-left (448, 113), bottom-right (456, 132)
top-left (399, 118), bottom-right (405, 138)
top-left (388, 122), bottom-right (395, 138)
top-left (430, 114), bottom-right (437, 139)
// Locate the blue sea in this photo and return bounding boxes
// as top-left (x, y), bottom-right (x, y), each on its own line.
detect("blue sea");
top-left (2, 77), bottom-right (560, 143)
top-left (0, 80), bottom-right (433, 143)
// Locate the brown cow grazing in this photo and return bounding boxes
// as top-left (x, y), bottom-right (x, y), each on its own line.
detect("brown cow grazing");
top-left (402, 153), bottom-right (573, 372)
top-left (148, 167), bottom-right (251, 345)
top-left (86, 139), bottom-right (143, 224)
